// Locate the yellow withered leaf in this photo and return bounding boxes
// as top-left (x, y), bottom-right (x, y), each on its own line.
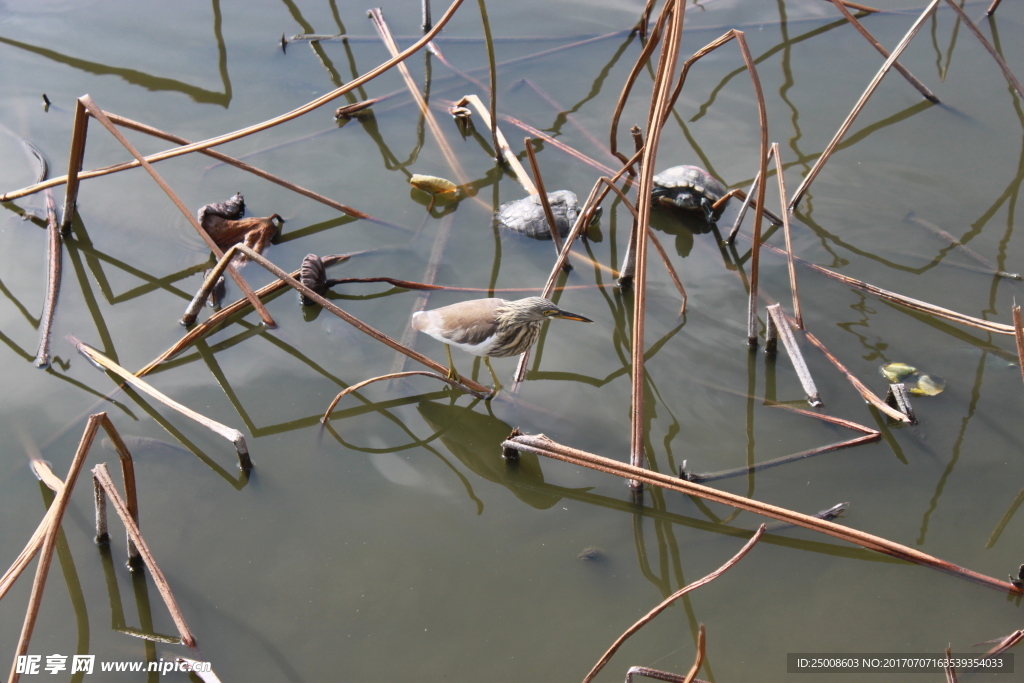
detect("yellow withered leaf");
top-left (410, 174), bottom-right (458, 195)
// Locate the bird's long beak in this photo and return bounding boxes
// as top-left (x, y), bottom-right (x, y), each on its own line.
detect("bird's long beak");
top-left (553, 309), bottom-right (593, 323)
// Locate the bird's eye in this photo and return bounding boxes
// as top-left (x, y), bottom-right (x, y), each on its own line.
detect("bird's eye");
top-left (543, 309), bottom-right (557, 316)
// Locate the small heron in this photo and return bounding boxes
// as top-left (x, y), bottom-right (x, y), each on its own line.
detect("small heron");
top-left (412, 296), bottom-right (593, 392)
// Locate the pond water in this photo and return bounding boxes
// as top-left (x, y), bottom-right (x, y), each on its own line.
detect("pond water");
top-left (2, 0), bottom-right (1024, 681)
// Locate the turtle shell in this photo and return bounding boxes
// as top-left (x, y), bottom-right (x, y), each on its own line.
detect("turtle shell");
top-left (496, 190), bottom-right (580, 240)
top-left (651, 165), bottom-right (728, 219)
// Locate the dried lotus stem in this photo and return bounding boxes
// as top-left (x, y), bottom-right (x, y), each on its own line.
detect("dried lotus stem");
top-left (942, 0), bottom-right (1024, 98)
top-left (523, 138), bottom-right (567, 260)
top-left (70, 337), bottom-right (252, 469)
top-left (501, 433), bottom-right (1022, 594)
top-left (1013, 303), bottom-right (1024, 387)
top-left (789, 0), bottom-right (940, 208)
top-left (369, 9), bottom-right (469, 188)
top-left (8, 414), bottom-right (98, 683)
top-left (766, 304), bottom-right (820, 406)
top-left (34, 191), bottom-right (62, 367)
top-left (828, 0), bottom-right (939, 103)
top-left (136, 255), bottom-right (353, 377)
top-left (76, 95), bottom-right (276, 328)
top-left (456, 94), bottom-right (537, 194)
top-left (203, 244), bottom-right (491, 395)
top-left (323, 371), bottom-right (485, 421)
top-left (770, 144), bottom-right (803, 328)
top-left (584, 533), bottom-right (762, 682)
top-left (2, 0), bottom-right (468, 204)
top-left (92, 463), bottom-right (196, 647)
top-left (59, 100), bottom-right (89, 230)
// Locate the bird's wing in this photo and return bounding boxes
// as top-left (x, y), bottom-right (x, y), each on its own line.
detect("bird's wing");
top-left (414, 298), bottom-right (505, 346)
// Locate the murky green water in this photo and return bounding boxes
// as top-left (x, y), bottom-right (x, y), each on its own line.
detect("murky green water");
top-left (2, 1), bottom-right (1024, 681)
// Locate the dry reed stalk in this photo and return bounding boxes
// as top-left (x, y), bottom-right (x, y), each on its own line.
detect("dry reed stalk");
top-left (716, 184), bottom-right (785, 235)
top-left (583, 528), bottom-right (763, 683)
top-left (456, 94), bottom-right (537, 193)
top-left (76, 96), bottom-right (276, 328)
top-left (835, 0), bottom-right (880, 11)
top-left (609, 4), bottom-right (671, 167)
top-left (422, 0), bottom-right (432, 31)
top-left (476, 0), bottom-right (500, 161)
top-left (0, 0), bottom-right (468, 205)
top-left (682, 625), bottom-right (706, 683)
top-left (1, 416), bottom-right (139, 602)
top-left (943, 0), bottom-right (1024, 98)
top-left (510, 149), bottom-right (644, 390)
top-left (765, 402), bottom-right (878, 434)
top-left (208, 244), bottom-right (492, 395)
top-left (334, 98), bottom-right (378, 118)
top-left (1013, 303), bottom-right (1024, 387)
top-left (628, 0), bottom-right (686, 487)
top-left (59, 100), bottom-right (89, 229)
top-left (828, 0), bottom-right (939, 102)
top-left (766, 305), bottom-right (820, 404)
top-left (136, 256), bottom-right (351, 377)
top-left (93, 476), bottom-right (107, 542)
top-left (626, 667), bottom-right (710, 683)
top-left (0, 517), bottom-right (51, 603)
top-left (984, 630), bottom-right (1023, 656)
top-left (789, 0), bottom-right (941, 208)
top-left (727, 171), bottom-right (759, 244)
top-left (732, 35), bottom-right (770, 345)
top-left (70, 337), bottom-right (253, 468)
top-left (618, 129), bottom-right (644, 288)
top-left (31, 460), bottom-right (64, 494)
top-left (756, 239), bottom-right (1016, 335)
top-left (594, 179), bottom-right (684, 304)
top-left (635, 0), bottom-right (658, 38)
top-left (34, 191), bottom-right (62, 367)
top-left (7, 414), bottom-right (98, 683)
top-left (885, 383), bottom-right (916, 422)
top-left (92, 462), bottom-right (196, 647)
top-left (523, 137), bottom-right (568, 260)
top-left (323, 370), bottom-right (485, 421)
top-left (618, 216), bottom-right (639, 287)
top-left (501, 115), bottom-right (617, 175)
top-left (501, 433), bottom-right (1023, 594)
top-left (682, 432), bottom-right (878, 482)
top-left (944, 646), bottom-right (958, 683)
top-left (104, 113), bottom-right (385, 224)
top-left (368, 9), bottom-right (471, 190)
top-left (770, 144), bottom-right (803, 328)
top-left (97, 415), bottom-right (141, 563)
top-left (765, 306), bottom-right (779, 352)
top-left (663, 29), bottom-right (769, 344)
top-left (986, 0), bottom-right (1002, 15)
top-left (795, 326), bottom-right (911, 422)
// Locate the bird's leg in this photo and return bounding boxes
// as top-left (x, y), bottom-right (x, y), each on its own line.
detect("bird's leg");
top-left (443, 344), bottom-right (462, 383)
top-left (483, 357), bottom-right (503, 393)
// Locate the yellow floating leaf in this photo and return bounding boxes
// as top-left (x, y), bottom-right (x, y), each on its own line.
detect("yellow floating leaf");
top-left (908, 374), bottom-right (946, 396)
top-left (880, 362), bottom-right (916, 383)
top-left (410, 174), bottom-right (458, 195)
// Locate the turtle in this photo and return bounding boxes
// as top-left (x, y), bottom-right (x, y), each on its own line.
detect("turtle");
top-left (651, 165), bottom-right (729, 223)
top-left (496, 190), bottom-right (599, 240)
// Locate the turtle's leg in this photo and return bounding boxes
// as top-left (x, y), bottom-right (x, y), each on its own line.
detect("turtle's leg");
top-left (444, 344), bottom-right (462, 383)
top-left (701, 197), bottom-right (715, 224)
top-left (483, 357), bottom-right (503, 393)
